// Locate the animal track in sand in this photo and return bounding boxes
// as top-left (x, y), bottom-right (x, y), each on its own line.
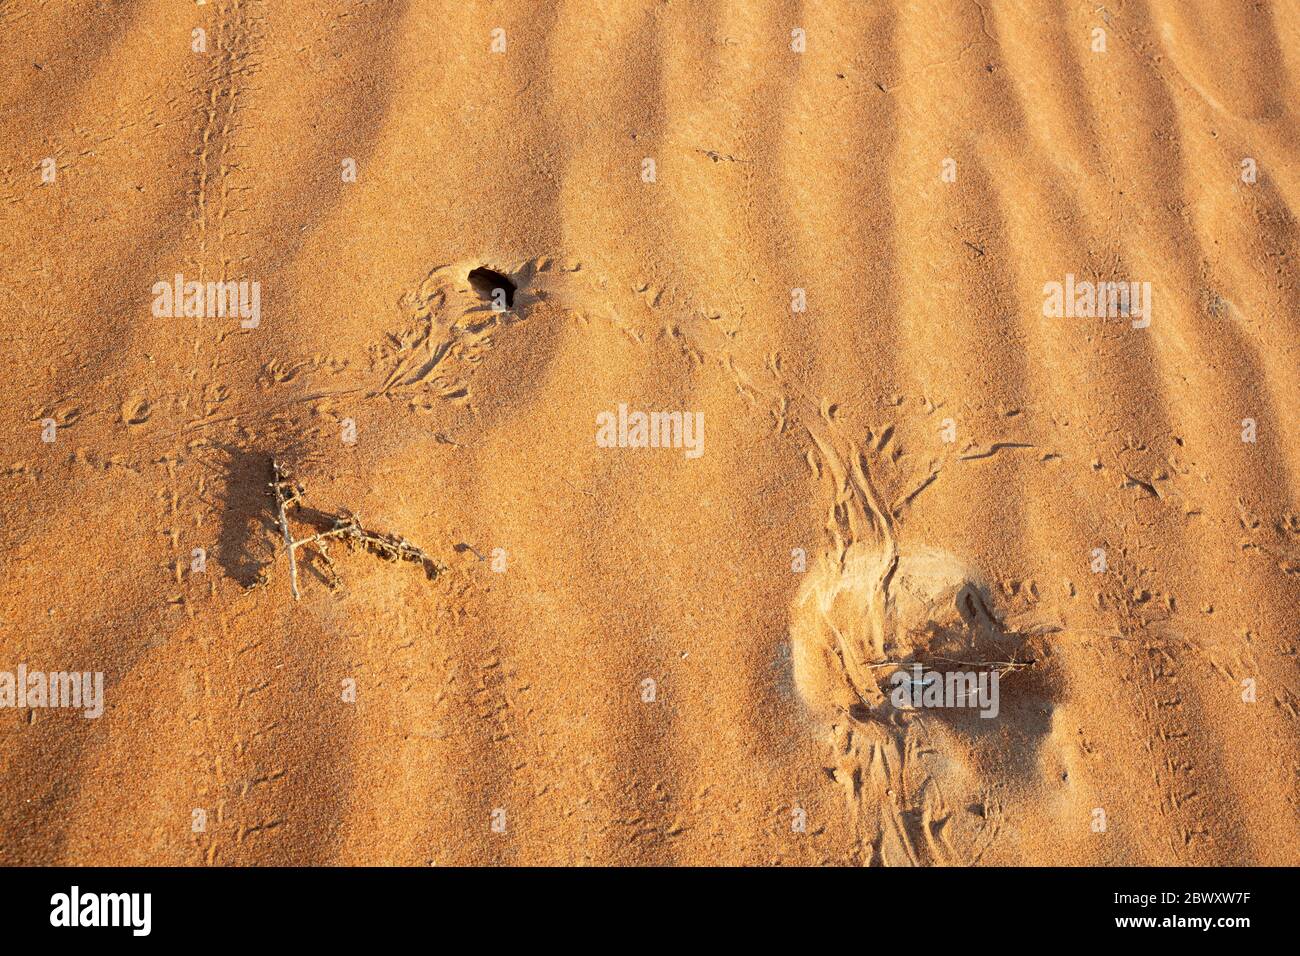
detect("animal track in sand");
top-left (120, 395), bottom-right (152, 427)
top-left (37, 402), bottom-right (81, 428)
top-left (373, 255), bottom-right (683, 408)
top-left (790, 425), bottom-right (1053, 866)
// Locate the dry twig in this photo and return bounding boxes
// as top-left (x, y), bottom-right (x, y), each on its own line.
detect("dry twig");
top-left (268, 458), bottom-right (444, 599)
top-left (270, 459), bottom-right (303, 599)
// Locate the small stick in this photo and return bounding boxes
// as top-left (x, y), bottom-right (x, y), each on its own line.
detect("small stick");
top-left (270, 459), bottom-right (300, 600)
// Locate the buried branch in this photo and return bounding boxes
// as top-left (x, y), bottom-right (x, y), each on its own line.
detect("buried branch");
top-left (269, 458), bottom-right (444, 600)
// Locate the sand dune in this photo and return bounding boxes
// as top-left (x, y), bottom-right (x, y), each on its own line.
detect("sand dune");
top-left (0, 0), bottom-right (1297, 865)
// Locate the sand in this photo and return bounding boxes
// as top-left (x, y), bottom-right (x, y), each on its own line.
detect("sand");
top-left (0, 0), bottom-right (1297, 866)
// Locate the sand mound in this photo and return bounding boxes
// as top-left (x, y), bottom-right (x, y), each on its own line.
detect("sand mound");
top-left (792, 543), bottom-right (1014, 715)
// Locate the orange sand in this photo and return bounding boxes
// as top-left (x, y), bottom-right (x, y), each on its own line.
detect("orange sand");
top-left (0, 0), bottom-right (1297, 865)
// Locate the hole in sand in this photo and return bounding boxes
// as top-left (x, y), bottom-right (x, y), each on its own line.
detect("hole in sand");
top-left (468, 266), bottom-right (516, 308)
